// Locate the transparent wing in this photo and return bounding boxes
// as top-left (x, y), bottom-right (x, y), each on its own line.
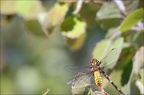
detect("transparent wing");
top-left (98, 48), bottom-right (121, 69)
top-left (64, 65), bottom-right (90, 73)
top-left (67, 72), bottom-right (91, 95)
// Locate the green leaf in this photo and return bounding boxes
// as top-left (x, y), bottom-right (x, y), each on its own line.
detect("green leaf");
top-left (96, 2), bottom-right (121, 29)
top-left (26, 19), bottom-right (46, 37)
top-left (60, 16), bottom-right (76, 32)
top-left (117, 46), bottom-right (136, 69)
top-left (105, 28), bottom-right (119, 39)
top-left (61, 16), bottom-right (87, 51)
top-left (99, 18), bottom-right (121, 29)
top-left (92, 39), bottom-right (111, 61)
top-left (119, 8), bottom-right (144, 32)
top-left (16, 1), bottom-right (44, 19)
top-left (45, 2), bottom-right (70, 34)
top-left (96, 2), bottom-right (121, 20)
top-left (61, 16), bottom-right (86, 39)
top-left (132, 32), bottom-right (144, 49)
top-left (140, 68), bottom-right (144, 85)
top-left (79, 2), bottom-right (100, 27)
top-left (121, 60), bottom-right (133, 86)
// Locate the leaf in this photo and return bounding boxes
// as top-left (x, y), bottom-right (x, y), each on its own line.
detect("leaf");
top-left (92, 39), bottom-right (111, 61)
top-left (26, 19), bottom-right (47, 37)
top-left (133, 46), bottom-right (144, 75)
top-left (79, 2), bottom-right (101, 27)
top-left (96, 2), bottom-right (121, 20)
top-left (96, 2), bottom-right (122, 29)
top-left (65, 32), bottom-right (87, 51)
top-left (123, 0), bottom-right (142, 14)
top-left (16, 1), bottom-right (44, 19)
top-left (105, 28), bottom-right (118, 39)
top-left (98, 18), bottom-right (121, 29)
top-left (61, 16), bottom-right (87, 51)
top-left (136, 77), bottom-right (144, 94)
top-left (61, 16), bottom-right (87, 39)
top-left (121, 60), bottom-right (133, 86)
top-left (140, 69), bottom-right (144, 85)
top-left (0, 1), bottom-right (44, 19)
top-left (117, 46), bottom-right (136, 70)
top-left (119, 8), bottom-right (144, 32)
top-left (0, 1), bottom-right (17, 14)
top-left (92, 37), bottom-right (124, 67)
top-left (132, 32), bottom-right (144, 49)
top-left (130, 77), bottom-right (140, 94)
top-left (45, 3), bottom-right (70, 34)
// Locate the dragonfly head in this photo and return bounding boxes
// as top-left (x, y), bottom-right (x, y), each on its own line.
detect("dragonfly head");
top-left (91, 58), bottom-right (99, 66)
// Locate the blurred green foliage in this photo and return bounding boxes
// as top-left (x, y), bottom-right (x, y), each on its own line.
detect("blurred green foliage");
top-left (0, 0), bottom-right (143, 95)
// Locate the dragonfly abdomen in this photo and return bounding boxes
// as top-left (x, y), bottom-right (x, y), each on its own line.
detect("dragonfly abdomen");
top-left (94, 71), bottom-right (102, 88)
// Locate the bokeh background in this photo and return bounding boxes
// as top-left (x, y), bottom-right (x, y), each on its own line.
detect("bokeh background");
top-left (1, 0), bottom-right (144, 95)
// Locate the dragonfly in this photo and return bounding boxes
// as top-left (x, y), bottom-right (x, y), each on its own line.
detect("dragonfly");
top-left (66, 48), bottom-right (125, 95)
top-left (89, 58), bottom-right (125, 95)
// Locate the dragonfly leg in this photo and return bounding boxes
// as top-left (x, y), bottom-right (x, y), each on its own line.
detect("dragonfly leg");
top-left (87, 71), bottom-right (94, 75)
top-left (100, 67), bottom-right (104, 70)
top-left (85, 66), bottom-right (92, 68)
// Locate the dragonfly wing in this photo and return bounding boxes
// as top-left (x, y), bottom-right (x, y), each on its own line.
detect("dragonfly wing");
top-left (94, 48), bottom-right (121, 69)
top-left (64, 65), bottom-right (90, 73)
top-left (68, 72), bottom-right (91, 87)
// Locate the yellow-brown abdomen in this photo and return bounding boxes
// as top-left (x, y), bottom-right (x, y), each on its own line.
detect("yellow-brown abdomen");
top-left (94, 71), bottom-right (102, 88)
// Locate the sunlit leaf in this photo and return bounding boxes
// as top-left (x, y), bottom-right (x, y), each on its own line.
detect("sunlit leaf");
top-left (16, 1), bottom-right (44, 19)
top-left (121, 60), bottom-right (133, 86)
top-left (65, 32), bottom-right (86, 51)
top-left (0, 1), bottom-right (17, 14)
top-left (45, 3), bottom-right (70, 34)
top-left (61, 16), bottom-right (86, 51)
top-left (119, 8), bottom-right (144, 32)
top-left (61, 16), bottom-right (86, 39)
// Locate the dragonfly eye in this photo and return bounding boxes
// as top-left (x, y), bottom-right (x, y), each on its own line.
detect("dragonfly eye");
top-left (91, 58), bottom-right (97, 65)
top-left (91, 58), bottom-right (96, 63)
